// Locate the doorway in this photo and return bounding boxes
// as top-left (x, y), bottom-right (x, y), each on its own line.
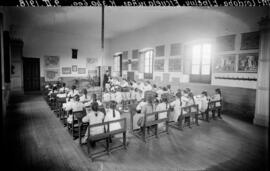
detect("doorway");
top-left (23, 57), bottom-right (40, 92)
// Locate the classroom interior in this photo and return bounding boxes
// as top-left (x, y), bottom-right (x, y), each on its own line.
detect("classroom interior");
top-left (0, 7), bottom-right (269, 171)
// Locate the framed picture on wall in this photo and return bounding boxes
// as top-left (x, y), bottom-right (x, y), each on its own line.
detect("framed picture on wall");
top-left (44, 56), bottom-right (60, 68)
top-left (72, 65), bottom-right (77, 72)
top-left (62, 67), bottom-right (71, 74)
top-left (78, 68), bottom-right (86, 74)
top-left (86, 58), bottom-right (98, 68)
top-left (237, 53), bottom-right (258, 73)
top-left (240, 31), bottom-right (260, 50)
top-left (154, 59), bottom-right (165, 71)
top-left (216, 35), bottom-right (236, 51)
top-left (214, 54), bottom-right (236, 73)
top-left (44, 69), bottom-right (59, 81)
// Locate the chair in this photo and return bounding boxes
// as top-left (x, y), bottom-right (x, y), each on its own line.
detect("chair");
top-left (208, 100), bottom-right (222, 120)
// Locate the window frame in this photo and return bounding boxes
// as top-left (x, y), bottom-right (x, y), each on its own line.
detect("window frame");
top-left (190, 43), bottom-right (212, 84)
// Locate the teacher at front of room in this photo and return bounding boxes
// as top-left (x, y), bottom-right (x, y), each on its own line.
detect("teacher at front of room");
top-left (103, 70), bottom-right (110, 91)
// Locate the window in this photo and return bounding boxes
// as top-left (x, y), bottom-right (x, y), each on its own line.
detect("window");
top-left (140, 49), bottom-right (153, 79)
top-left (190, 43), bottom-right (212, 83)
top-left (113, 54), bottom-right (122, 77)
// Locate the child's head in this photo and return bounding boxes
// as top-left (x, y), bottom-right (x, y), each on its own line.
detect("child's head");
top-left (183, 90), bottom-right (189, 97)
top-left (91, 102), bottom-right (99, 112)
top-left (72, 85), bottom-right (76, 90)
top-left (74, 94), bottom-right (80, 101)
top-left (176, 91), bottom-right (182, 99)
top-left (215, 88), bottom-right (221, 95)
top-left (63, 83), bottom-right (66, 87)
top-left (92, 93), bottom-right (97, 101)
top-left (110, 100), bottom-right (117, 109)
top-left (185, 88), bottom-right (191, 93)
top-left (163, 87), bottom-right (167, 91)
top-left (201, 91), bottom-right (208, 97)
top-left (167, 85), bottom-right (171, 89)
top-left (188, 92), bottom-right (194, 99)
top-left (153, 84), bottom-right (157, 88)
top-left (82, 89), bottom-right (87, 95)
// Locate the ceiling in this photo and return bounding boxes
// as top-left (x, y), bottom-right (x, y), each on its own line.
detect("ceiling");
top-left (6, 7), bottom-right (269, 39)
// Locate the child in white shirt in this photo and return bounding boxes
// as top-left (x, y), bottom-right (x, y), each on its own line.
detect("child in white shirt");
top-left (82, 102), bottom-right (105, 144)
top-left (170, 92), bottom-right (182, 122)
top-left (156, 95), bottom-right (169, 130)
top-left (104, 101), bottom-right (121, 132)
top-left (66, 95), bottom-right (85, 124)
top-left (102, 91), bottom-right (111, 103)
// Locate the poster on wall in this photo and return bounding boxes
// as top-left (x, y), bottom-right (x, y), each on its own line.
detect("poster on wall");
top-left (216, 35), bottom-right (236, 51)
top-left (62, 67), bottom-right (71, 74)
top-left (168, 58), bottom-right (182, 72)
top-left (155, 45), bottom-right (165, 57)
top-left (72, 65), bottom-right (77, 72)
top-left (78, 68), bottom-right (86, 74)
top-left (131, 61), bottom-right (138, 71)
top-left (86, 58), bottom-right (98, 68)
top-left (154, 59), bottom-right (165, 71)
top-left (44, 56), bottom-right (60, 68)
top-left (214, 54), bottom-right (236, 73)
top-left (238, 53), bottom-right (258, 73)
top-left (240, 31), bottom-right (260, 50)
top-left (44, 69), bottom-right (59, 81)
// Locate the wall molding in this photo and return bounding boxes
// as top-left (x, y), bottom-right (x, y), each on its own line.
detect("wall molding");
top-left (215, 76), bottom-right (257, 81)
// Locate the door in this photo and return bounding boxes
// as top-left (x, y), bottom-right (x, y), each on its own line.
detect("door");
top-left (23, 57), bottom-right (40, 91)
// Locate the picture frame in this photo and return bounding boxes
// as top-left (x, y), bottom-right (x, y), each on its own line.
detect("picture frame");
top-left (216, 35), bottom-right (236, 51)
top-left (72, 65), bottom-right (77, 72)
top-left (62, 67), bottom-right (71, 74)
top-left (240, 31), bottom-right (260, 50)
top-left (78, 68), bottom-right (86, 74)
top-left (44, 69), bottom-right (60, 81)
top-left (44, 56), bottom-right (60, 68)
top-left (237, 53), bottom-right (258, 73)
top-left (214, 54), bottom-right (236, 73)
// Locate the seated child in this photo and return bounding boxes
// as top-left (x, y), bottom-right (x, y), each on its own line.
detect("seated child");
top-left (66, 85), bottom-right (79, 102)
top-left (66, 95), bottom-right (85, 124)
top-left (102, 90), bottom-right (111, 103)
top-left (82, 102), bottom-right (105, 144)
top-left (80, 89), bottom-right (91, 106)
top-left (211, 88), bottom-right (222, 107)
top-left (199, 91), bottom-right (209, 113)
top-left (130, 88), bottom-right (136, 100)
top-left (135, 88), bottom-right (143, 102)
top-left (167, 85), bottom-right (173, 94)
top-left (156, 95), bottom-right (169, 130)
top-left (104, 100), bottom-right (121, 132)
top-left (170, 91), bottom-right (182, 122)
top-left (59, 83), bottom-right (69, 93)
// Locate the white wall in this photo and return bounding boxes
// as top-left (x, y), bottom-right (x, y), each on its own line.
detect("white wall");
top-left (108, 7), bottom-right (268, 89)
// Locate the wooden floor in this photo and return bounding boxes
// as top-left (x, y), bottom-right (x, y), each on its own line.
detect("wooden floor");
top-left (3, 93), bottom-right (268, 171)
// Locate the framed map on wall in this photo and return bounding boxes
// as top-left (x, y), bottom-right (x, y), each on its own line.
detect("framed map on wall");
top-left (168, 58), bottom-right (182, 72)
top-left (44, 69), bottom-right (59, 81)
top-left (62, 67), bottom-right (71, 74)
top-left (214, 54), bottom-right (236, 73)
top-left (238, 53), bottom-right (258, 73)
top-left (44, 56), bottom-right (60, 68)
top-left (216, 35), bottom-right (236, 51)
top-left (154, 59), bottom-right (165, 71)
top-left (240, 31), bottom-right (260, 50)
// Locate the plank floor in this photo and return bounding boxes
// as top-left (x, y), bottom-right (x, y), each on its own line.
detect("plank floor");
top-left (3, 93), bottom-right (268, 171)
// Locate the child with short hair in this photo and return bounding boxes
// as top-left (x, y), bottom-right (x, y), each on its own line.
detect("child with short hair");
top-left (170, 91), bottom-right (182, 122)
top-left (66, 95), bottom-right (85, 124)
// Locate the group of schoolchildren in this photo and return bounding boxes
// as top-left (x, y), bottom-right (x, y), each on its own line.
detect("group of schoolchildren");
top-left (45, 80), bottom-right (222, 145)
top-left (45, 82), bottom-right (121, 145)
top-left (133, 86), bottom-right (222, 130)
